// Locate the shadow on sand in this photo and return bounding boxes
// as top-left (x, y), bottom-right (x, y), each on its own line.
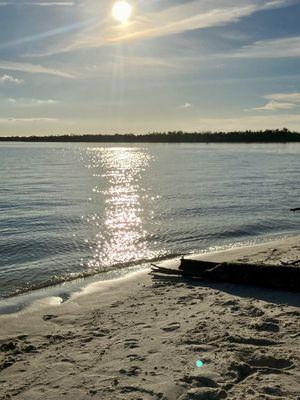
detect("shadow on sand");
top-left (151, 274), bottom-right (300, 308)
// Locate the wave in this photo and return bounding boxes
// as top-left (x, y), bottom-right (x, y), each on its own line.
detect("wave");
top-left (0, 252), bottom-right (181, 300)
top-left (2, 231), bottom-right (297, 301)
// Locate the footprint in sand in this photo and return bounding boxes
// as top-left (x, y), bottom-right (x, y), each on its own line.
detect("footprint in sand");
top-left (42, 314), bottom-right (58, 321)
top-left (22, 344), bottom-right (38, 353)
top-left (278, 310), bottom-right (300, 318)
top-left (240, 305), bottom-right (265, 317)
top-left (251, 319), bottom-right (280, 333)
top-left (225, 360), bottom-right (253, 384)
top-left (179, 387), bottom-right (227, 400)
top-left (219, 299), bottom-right (240, 307)
top-left (119, 385), bottom-right (157, 397)
top-left (247, 354), bottom-right (294, 370)
top-left (0, 356), bottom-right (16, 371)
top-left (177, 295), bottom-right (194, 304)
top-left (124, 339), bottom-right (139, 349)
top-left (182, 374), bottom-right (219, 388)
top-left (111, 300), bottom-right (123, 308)
top-left (227, 335), bottom-right (279, 346)
top-left (91, 329), bottom-right (109, 337)
top-left (119, 365), bottom-right (141, 376)
top-left (127, 354), bottom-right (146, 361)
top-left (262, 386), bottom-right (285, 397)
top-left (0, 340), bottom-right (18, 352)
top-left (161, 322), bottom-right (181, 332)
top-left (81, 336), bottom-right (93, 344)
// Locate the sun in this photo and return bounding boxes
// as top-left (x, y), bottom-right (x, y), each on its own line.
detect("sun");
top-left (112, 1), bottom-right (132, 23)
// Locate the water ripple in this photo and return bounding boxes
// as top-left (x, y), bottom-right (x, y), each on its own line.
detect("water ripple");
top-left (0, 142), bottom-right (299, 299)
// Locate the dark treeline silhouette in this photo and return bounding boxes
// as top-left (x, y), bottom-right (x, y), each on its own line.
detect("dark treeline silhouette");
top-left (1, 128), bottom-right (300, 143)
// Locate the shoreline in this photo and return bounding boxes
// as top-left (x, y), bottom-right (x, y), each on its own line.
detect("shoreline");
top-left (1, 232), bottom-right (298, 315)
top-left (0, 235), bottom-right (299, 399)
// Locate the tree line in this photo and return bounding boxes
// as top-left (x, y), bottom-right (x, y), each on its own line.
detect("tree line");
top-left (1, 128), bottom-right (300, 143)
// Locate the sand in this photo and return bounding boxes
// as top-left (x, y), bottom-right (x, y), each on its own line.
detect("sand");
top-left (0, 236), bottom-right (299, 400)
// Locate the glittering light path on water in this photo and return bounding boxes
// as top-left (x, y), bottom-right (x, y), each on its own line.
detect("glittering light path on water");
top-left (84, 147), bottom-right (158, 271)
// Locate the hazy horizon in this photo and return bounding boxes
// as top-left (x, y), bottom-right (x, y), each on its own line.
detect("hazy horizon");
top-left (1, 0), bottom-right (300, 136)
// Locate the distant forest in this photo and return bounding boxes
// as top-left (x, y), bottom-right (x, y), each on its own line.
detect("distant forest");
top-left (1, 128), bottom-right (300, 143)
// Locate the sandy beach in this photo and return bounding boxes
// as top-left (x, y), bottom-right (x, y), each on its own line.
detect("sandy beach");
top-left (0, 236), bottom-right (299, 400)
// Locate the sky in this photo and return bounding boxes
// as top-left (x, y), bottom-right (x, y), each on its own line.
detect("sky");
top-left (0, 0), bottom-right (300, 135)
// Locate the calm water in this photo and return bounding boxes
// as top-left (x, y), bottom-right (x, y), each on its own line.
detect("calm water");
top-left (0, 142), bottom-right (299, 299)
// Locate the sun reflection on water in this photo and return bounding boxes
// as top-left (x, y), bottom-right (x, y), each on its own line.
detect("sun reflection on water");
top-left (85, 147), bottom-right (157, 270)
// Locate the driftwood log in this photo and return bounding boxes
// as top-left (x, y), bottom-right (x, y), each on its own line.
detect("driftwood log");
top-left (151, 258), bottom-right (300, 292)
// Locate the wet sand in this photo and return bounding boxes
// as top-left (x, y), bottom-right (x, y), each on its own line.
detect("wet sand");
top-left (0, 236), bottom-right (299, 400)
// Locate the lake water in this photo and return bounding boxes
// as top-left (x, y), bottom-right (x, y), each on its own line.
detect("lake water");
top-left (0, 142), bottom-right (299, 300)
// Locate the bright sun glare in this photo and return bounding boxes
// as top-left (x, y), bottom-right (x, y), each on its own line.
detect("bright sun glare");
top-left (112, 1), bottom-right (132, 23)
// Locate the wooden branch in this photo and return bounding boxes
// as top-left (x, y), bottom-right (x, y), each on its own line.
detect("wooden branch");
top-left (150, 264), bottom-right (182, 276)
top-left (150, 259), bottom-right (300, 292)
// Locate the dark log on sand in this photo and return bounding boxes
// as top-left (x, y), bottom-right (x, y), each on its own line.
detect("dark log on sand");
top-left (200, 262), bottom-right (300, 292)
top-left (151, 259), bottom-right (300, 292)
top-left (178, 259), bottom-right (220, 274)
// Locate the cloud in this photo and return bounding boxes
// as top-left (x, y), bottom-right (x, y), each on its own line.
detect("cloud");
top-left (252, 101), bottom-right (296, 111)
top-left (265, 93), bottom-right (300, 102)
top-left (249, 92), bottom-right (300, 111)
top-left (229, 36), bottom-right (300, 59)
top-left (193, 114), bottom-right (300, 131)
top-left (0, 61), bottom-right (76, 78)
top-left (8, 98), bottom-right (58, 105)
top-left (29, 0), bottom-right (293, 56)
top-left (178, 102), bottom-right (193, 109)
top-left (0, 74), bottom-right (23, 84)
top-left (109, 5), bottom-right (257, 43)
top-left (0, 117), bottom-right (58, 123)
top-left (0, 17), bottom-right (97, 52)
top-left (0, 1), bottom-right (74, 6)
top-left (106, 1), bottom-right (290, 44)
top-left (114, 55), bottom-right (176, 69)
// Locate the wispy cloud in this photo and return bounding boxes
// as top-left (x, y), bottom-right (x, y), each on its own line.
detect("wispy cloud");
top-left (29, 0), bottom-right (293, 56)
top-left (0, 61), bottom-right (76, 78)
top-left (0, 74), bottom-right (23, 84)
top-left (0, 1), bottom-right (74, 6)
top-left (0, 117), bottom-right (58, 123)
top-left (0, 17), bottom-right (97, 52)
top-left (252, 101), bottom-right (296, 111)
top-left (113, 55), bottom-right (176, 69)
top-left (193, 114), bottom-right (300, 131)
top-left (249, 92), bottom-right (300, 111)
top-left (229, 36), bottom-right (300, 59)
top-left (8, 97), bottom-right (58, 105)
top-left (178, 102), bottom-right (193, 109)
top-left (106, 1), bottom-right (289, 44)
top-left (265, 93), bottom-right (300, 102)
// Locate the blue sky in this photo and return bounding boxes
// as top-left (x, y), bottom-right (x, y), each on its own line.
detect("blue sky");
top-left (0, 0), bottom-right (300, 135)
